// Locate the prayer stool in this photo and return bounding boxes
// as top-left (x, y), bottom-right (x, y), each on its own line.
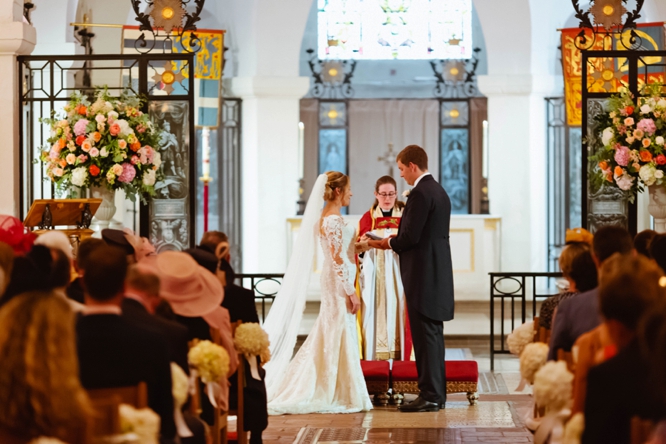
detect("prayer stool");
top-left (391, 360), bottom-right (479, 406)
top-left (360, 360), bottom-right (391, 406)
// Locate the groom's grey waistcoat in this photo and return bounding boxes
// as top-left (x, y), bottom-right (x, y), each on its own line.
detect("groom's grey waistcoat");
top-left (391, 174), bottom-right (454, 322)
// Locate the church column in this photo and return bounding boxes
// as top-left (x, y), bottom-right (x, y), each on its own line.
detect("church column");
top-left (229, 76), bottom-right (310, 273)
top-left (478, 74), bottom-right (559, 272)
top-left (0, 0), bottom-right (35, 216)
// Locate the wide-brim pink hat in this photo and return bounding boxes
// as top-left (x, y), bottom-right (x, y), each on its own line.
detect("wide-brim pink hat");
top-left (154, 251), bottom-right (223, 317)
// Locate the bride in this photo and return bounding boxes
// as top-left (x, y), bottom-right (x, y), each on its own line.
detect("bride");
top-left (263, 171), bottom-right (373, 415)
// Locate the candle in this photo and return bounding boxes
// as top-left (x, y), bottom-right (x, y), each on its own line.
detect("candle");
top-left (298, 122), bottom-right (305, 178)
top-left (202, 127), bottom-right (210, 179)
top-left (482, 120), bottom-right (489, 179)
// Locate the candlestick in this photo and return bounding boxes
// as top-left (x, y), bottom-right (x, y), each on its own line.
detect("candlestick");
top-left (298, 122), bottom-right (304, 178)
top-left (202, 127), bottom-right (211, 179)
top-left (482, 120), bottom-right (489, 179)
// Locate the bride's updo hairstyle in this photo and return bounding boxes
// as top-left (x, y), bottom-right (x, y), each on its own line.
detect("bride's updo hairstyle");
top-left (324, 171), bottom-right (349, 202)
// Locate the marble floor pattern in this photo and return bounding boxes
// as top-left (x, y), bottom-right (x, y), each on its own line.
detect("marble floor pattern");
top-left (261, 339), bottom-right (535, 443)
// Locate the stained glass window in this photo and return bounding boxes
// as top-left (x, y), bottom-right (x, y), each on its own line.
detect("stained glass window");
top-left (318, 0), bottom-right (473, 60)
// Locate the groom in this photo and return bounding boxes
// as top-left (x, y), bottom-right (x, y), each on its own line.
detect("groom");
top-left (369, 145), bottom-right (454, 412)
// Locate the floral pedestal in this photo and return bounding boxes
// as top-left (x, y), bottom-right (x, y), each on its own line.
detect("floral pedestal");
top-left (649, 185), bottom-right (666, 233)
top-left (90, 186), bottom-right (117, 230)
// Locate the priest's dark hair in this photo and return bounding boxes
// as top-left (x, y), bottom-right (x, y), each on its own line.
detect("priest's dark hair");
top-left (397, 145), bottom-right (428, 171)
top-left (82, 245), bottom-right (128, 301)
top-left (372, 175), bottom-right (405, 210)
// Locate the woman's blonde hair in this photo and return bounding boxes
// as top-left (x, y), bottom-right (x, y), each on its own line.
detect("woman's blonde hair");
top-left (0, 291), bottom-right (91, 441)
top-left (324, 171), bottom-right (350, 202)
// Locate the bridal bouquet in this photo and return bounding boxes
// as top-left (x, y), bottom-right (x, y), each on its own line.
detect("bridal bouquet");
top-left (188, 340), bottom-right (230, 383)
top-left (592, 84), bottom-right (666, 201)
top-left (39, 89), bottom-right (163, 203)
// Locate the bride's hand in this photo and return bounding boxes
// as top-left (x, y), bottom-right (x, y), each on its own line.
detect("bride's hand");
top-left (346, 294), bottom-right (361, 315)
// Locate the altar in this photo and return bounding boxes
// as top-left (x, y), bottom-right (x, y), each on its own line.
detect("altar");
top-left (286, 214), bottom-right (501, 303)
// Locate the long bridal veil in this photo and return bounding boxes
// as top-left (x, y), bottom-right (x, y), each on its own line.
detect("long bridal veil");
top-left (263, 173), bottom-right (327, 400)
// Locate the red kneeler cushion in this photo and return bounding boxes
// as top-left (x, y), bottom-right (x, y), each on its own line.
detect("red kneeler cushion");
top-left (360, 360), bottom-right (390, 382)
top-left (392, 360), bottom-right (478, 382)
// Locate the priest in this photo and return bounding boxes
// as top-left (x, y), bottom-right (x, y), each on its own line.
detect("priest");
top-left (358, 175), bottom-right (412, 361)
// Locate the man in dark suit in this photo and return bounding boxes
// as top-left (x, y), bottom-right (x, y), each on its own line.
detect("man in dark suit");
top-left (548, 226), bottom-right (633, 360)
top-left (370, 145), bottom-right (454, 412)
top-left (219, 258), bottom-right (260, 324)
top-left (122, 263), bottom-right (190, 374)
top-left (582, 254), bottom-right (666, 444)
top-left (76, 245), bottom-right (176, 443)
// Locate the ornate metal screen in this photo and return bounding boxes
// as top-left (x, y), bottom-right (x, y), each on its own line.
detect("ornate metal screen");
top-left (18, 54), bottom-right (196, 248)
top-left (581, 50), bottom-right (666, 234)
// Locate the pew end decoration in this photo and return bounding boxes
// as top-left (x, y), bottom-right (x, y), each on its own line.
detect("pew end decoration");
top-left (507, 321), bottom-right (535, 355)
top-left (520, 342), bottom-right (549, 385)
top-left (234, 322), bottom-right (270, 379)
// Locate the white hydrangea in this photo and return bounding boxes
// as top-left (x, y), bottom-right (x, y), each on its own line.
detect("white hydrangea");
top-left (115, 119), bottom-right (134, 137)
top-left (143, 169), bottom-right (156, 186)
top-left (152, 151), bottom-right (162, 169)
top-left (519, 342), bottom-right (549, 384)
top-left (601, 127), bottom-right (614, 146)
top-left (533, 361), bottom-right (573, 411)
top-left (640, 103), bottom-right (653, 114)
top-left (639, 164), bottom-right (657, 186)
top-left (70, 166), bottom-right (88, 187)
top-left (658, 98), bottom-right (666, 109)
top-left (506, 321), bottom-right (534, 356)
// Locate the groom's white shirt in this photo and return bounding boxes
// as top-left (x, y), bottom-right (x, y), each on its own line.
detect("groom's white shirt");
top-left (388, 172), bottom-right (431, 249)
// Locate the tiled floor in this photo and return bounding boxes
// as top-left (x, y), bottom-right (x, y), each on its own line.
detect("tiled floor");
top-left (261, 340), bottom-right (535, 444)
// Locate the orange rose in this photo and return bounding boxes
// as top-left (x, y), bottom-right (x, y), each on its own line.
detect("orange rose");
top-left (605, 171), bottom-right (613, 182)
top-left (78, 105), bottom-right (87, 116)
top-left (599, 161), bottom-right (609, 171)
top-left (89, 164), bottom-right (100, 177)
top-left (58, 138), bottom-right (65, 149)
top-left (130, 141), bottom-right (141, 152)
top-left (614, 166), bottom-right (623, 177)
top-left (58, 159), bottom-right (67, 168)
top-left (93, 132), bottom-right (101, 142)
top-left (640, 150), bottom-right (653, 162)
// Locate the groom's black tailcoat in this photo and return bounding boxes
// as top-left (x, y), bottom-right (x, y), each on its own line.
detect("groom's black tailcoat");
top-left (391, 174), bottom-right (454, 404)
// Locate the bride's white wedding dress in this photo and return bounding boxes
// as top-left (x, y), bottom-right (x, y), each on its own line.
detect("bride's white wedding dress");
top-left (267, 215), bottom-right (373, 415)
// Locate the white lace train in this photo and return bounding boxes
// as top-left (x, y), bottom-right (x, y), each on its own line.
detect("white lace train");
top-left (267, 215), bottom-right (373, 415)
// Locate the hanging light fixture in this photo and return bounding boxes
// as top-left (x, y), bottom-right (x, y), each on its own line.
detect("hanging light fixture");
top-left (131, 0), bottom-right (205, 52)
top-left (149, 0), bottom-right (187, 34)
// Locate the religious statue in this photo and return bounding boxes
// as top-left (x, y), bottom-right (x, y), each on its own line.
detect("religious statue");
top-left (357, 175), bottom-right (411, 360)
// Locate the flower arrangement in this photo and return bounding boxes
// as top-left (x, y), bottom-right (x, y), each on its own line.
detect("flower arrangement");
top-left (533, 361), bottom-right (573, 412)
top-left (39, 89), bottom-right (163, 203)
top-left (592, 84), bottom-right (666, 201)
top-left (234, 322), bottom-right (270, 357)
top-left (519, 342), bottom-right (549, 384)
top-left (119, 404), bottom-right (160, 444)
top-left (188, 340), bottom-right (230, 383)
top-left (507, 321), bottom-right (534, 356)
top-left (171, 362), bottom-right (189, 408)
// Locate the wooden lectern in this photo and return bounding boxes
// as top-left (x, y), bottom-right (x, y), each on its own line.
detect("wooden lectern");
top-left (24, 199), bottom-right (103, 254)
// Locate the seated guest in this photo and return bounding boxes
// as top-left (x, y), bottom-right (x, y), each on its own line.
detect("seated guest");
top-left (34, 230), bottom-right (74, 261)
top-left (199, 230), bottom-right (230, 262)
top-left (650, 234), bottom-right (666, 272)
top-left (1, 245), bottom-right (53, 306)
top-left (0, 291), bottom-right (91, 444)
top-left (122, 263), bottom-right (190, 374)
top-left (49, 247), bottom-right (84, 312)
top-left (0, 215), bottom-right (36, 256)
top-left (101, 228), bottom-right (137, 263)
top-left (549, 226), bottom-right (633, 360)
top-left (582, 254), bottom-right (666, 444)
top-left (77, 245), bottom-right (176, 442)
top-left (640, 301), bottom-right (666, 444)
top-left (67, 237), bottom-right (105, 304)
top-left (635, 229), bottom-right (657, 258)
top-left (157, 251), bottom-right (238, 424)
top-left (0, 242), bottom-right (13, 295)
top-left (219, 258), bottom-right (259, 324)
top-left (539, 243), bottom-right (596, 330)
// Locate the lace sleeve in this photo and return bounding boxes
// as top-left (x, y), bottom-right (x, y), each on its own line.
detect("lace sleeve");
top-left (322, 216), bottom-right (356, 296)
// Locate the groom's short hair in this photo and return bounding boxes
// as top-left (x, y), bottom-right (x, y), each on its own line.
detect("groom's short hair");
top-left (397, 145), bottom-right (428, 170)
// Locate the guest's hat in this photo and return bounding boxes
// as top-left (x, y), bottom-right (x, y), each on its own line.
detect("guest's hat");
top-left (155, 251), bottom-right (223, 316)
top-left (101, 228), bottom-right (135, 256)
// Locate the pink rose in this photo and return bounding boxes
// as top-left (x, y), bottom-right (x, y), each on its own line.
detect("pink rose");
top-left (614, 146), bottom-right (631, 166)
top-left (109, 123), bottom-right (121, 136)
top-left (81, 141), bottom-right (92, 153)
top-left (625, 117), bottom-right (635, 126)
top-left (118, 140), bottom-right (127, 149)
top-left (73, 119), bottom-right (89, 136)
top-left (637, 118), bottom-right (657, 135)
top-left (118, 163), bottom-right (136, 183)
top-left (634, 129), bottom-right (645, 139)
top-left (642, 138), bottom-right (651, 148)
top-left (77, 154), bottom-right (88, 163)
top-left (89, 147), bottom-right (99, 158)
top-left (66, 153), bottom-right (76, 165)
top-left (130, 155), bottom-right (139, 165)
